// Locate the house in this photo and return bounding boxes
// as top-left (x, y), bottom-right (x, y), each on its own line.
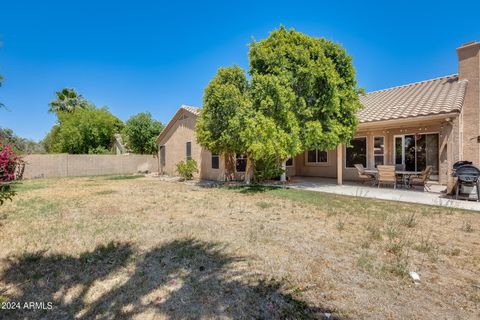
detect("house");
top-left (156, 41), bottom-right (480, 191)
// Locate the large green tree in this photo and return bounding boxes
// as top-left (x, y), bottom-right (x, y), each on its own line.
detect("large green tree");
top-left (248, 26), bottom-right (362, 152)
top-left (197, 26), bottom-right (362, 182)
top-left (48, 88), bottom-right (91, 113)
top-left (123, 112), bottom-right (163, 154)
top-left (196, 66), bottom-right (250, 180)
top-left (45, 107), bottom-right (124, 154)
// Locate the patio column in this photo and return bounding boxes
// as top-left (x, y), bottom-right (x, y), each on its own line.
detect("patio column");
top-left (337, 144), bottom-right (343, 185)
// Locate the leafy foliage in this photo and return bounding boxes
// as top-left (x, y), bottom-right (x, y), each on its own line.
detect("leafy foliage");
top-left (123, 112), bottom-right (163, 154)
top-left (176, 159), bottom-right (198, 180)
top-left (44, 107), bottom-right (124, 154)
top-left (196, 66), bottom-right (249, 155)
top-left (48, 88), bottom-right (91, 113)
top-left (253, 156), bottom-right (284, 183)
top-left (0, 127), bottom-right (45, 154)
top-left (0, 143), bottom-right (24, 205)
top-left (248, 26), bottom-right (362, 151)
top-left (197, 26), bottom-right (362, 181)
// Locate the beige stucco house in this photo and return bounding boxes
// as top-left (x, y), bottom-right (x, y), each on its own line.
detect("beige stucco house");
top-left (156, 41), bottom-right (480, 191)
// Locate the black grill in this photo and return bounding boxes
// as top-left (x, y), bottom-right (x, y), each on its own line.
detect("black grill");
top-left (452, 161), bottom-right (480, 201)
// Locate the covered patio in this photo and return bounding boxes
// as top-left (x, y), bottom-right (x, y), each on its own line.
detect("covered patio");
top-left (288, 176), bottom-right (480, 212)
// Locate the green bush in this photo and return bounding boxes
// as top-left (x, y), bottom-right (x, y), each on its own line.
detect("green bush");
top-left (253, 157), bottom-right (284, 183)
top-left (176, 160), bottom-right (198, 180)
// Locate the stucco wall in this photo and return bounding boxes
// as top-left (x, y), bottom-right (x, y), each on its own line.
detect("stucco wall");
top-left (22, 154), bottom-right (159, 179)
top-left (294, 150), bottom-right (337, 178)
top-left (157, 110), bottom-right (224, 180)
top-left (292, 118), bottom-right (455, 185)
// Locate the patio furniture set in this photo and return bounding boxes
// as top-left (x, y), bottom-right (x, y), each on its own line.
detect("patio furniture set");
top-left (354, 164), bottom-right (432, 190)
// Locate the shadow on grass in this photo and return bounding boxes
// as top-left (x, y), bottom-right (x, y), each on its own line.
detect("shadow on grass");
top-left (1, 239), bottom-right (337, 319)
top-left (226, 184), bottom-right (281, 194)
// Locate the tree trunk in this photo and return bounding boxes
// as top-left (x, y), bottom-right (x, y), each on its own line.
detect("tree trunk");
top-left (244, 157), bottom-right (254, 184)
top-left (280, 159), bottom-right (287, 182)
top-left (223, 153), bottom-right (236, 181)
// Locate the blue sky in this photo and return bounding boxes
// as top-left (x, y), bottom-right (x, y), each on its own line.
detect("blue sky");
top-left (1, 0), bottom-right (479, 141)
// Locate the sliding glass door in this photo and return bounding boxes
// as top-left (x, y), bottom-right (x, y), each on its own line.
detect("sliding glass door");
top-left (394, 134), bottom-right (439, 176)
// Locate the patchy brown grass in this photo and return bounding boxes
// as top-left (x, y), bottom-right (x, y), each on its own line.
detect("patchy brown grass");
top-left (0, 176), bottom-right (479, 319)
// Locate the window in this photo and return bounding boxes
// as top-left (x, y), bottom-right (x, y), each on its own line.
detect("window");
top-left (186, 142), bottom-right (191, 160)
top-left (160, 145), bottom-right (166, 166)
top-left (345, 137), bottom-right (367, 168)
top-left (285, 157), bottom-right (293, 167)
top-left (373, 136), bottom-right (384, 167)
top-left (236, 154), bottom-right (247, 172)
top-left (306, 150), bottom-right (328, 164)
top-left (211, 154), bottom-right (219, 169)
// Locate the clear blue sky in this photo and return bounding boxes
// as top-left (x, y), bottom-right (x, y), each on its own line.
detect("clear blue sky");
top-left (1, 0), bottom-right (479, 141)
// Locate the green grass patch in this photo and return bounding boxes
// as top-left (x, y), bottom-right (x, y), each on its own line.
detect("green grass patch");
top-left (95, 190), bottom-right (117, 195)
top-left (14, 181), bottom-right (50, 192)
top-left (255, 201), bottom-right (273, 209)
top-left (15, 197), bottom-right (60, 217)
top-left (105, 175), bottom-right (145, 181)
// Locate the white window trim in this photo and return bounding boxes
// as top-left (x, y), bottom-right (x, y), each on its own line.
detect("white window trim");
top-left (305, 150), bottom-right (330, 167)
top-left (344, 136), bottom-right (368, 169)
top-left (373, 135), bottom-right (385, 167)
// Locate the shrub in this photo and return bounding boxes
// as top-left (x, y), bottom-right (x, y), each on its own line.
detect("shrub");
top-left (253, 157), bottom-right (284, 183)
top-left (176, 160), bottom-right (198, 180)
top-left (0, 143), bottom-right (23, 205)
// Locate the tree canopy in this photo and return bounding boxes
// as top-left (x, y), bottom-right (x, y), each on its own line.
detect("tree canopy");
top-left (0, 127), bottom-right (45, 154)
top-left (123, 112), bottom-right (163, 154)
top-left (248, 26), bottom-right (362, 151)
top-left (48, 88), bottom-right (91, 113)
top-left (44, 107), bottom-right (123, 154)
top-left (197, 26), bottom-right (362, 181)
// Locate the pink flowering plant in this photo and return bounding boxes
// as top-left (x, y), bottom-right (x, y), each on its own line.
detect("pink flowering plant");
top-left (0, 143), bottom-right (24, 205)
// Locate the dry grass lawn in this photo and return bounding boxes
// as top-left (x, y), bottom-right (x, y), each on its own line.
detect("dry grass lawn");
top-left (0, 175), bottom-right (479, 319)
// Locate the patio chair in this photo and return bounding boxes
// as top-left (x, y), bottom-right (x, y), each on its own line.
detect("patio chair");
top-left (377, 165), bottom-right (396, 189)
top-left (410, 165), bottom-right (433, 191)
top-left (354, 164), bottom-right (376, 185)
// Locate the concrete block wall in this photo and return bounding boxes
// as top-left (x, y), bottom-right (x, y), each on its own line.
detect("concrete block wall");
top-left (22, 154), bottom-right (159, 179)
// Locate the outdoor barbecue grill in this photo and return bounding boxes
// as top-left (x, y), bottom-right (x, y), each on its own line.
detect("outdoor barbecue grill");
top-left (452, 161), bottom-right (480, 201)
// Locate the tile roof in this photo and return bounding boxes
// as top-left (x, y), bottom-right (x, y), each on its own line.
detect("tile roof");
top-left (180, 105), bottom-right (201, 116)
top-left (358, 75), bottom-right (468, 123)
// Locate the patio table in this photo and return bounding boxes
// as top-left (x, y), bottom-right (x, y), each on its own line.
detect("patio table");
top-left (396, 170), bottom-right (421, 188)
top-left (363, 169), bottom-right (421, 188)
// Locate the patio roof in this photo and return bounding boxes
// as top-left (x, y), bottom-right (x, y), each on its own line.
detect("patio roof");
top-left (358, 75), bottom-right (468, 123)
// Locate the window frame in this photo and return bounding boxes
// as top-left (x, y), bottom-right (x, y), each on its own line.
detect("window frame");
top-left (285, 156), bottom-right (294, 167)
top-left (211, 153), bottom-right (219, 169)
top-left (305, 149), bottom-right (329, 166)
top-left (235, 154), bottom-right (247, 173)
top-left (186, 142), bottom-right (192, 161)
top-left (373, 135), bottom-right (385, 168)
top-left (344, 136), bottom-right (368, 169)
top-left (160, 145), bottom-right (166, 167)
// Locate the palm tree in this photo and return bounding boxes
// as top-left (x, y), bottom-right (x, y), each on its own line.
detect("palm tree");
top-left (48, 88), bottom-right (90, 113)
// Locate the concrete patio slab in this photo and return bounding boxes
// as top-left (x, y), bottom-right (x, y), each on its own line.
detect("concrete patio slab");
top-left (288, 177), bottom-right (480, 212)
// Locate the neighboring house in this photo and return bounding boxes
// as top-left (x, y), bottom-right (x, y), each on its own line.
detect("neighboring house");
top-left (156, 41), bottom-right (480, 191)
